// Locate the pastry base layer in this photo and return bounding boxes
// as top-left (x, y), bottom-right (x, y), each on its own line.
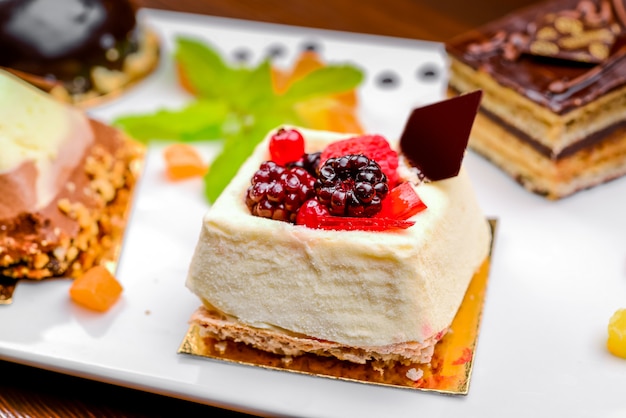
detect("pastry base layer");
top-left (0, 121), bottom-right (144, 280)
top-left (190, 305), bottom-right (440, 366)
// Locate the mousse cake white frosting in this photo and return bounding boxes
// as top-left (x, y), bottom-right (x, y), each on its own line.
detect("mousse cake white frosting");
top-left (186, 127), bottom-right (491, 358)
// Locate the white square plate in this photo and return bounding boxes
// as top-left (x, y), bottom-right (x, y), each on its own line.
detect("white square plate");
top-left (1, 8), bottom-right (625, 418)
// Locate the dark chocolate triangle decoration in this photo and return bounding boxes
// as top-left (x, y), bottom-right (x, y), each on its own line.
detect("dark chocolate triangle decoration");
top-left (399, 90), bottom-right (482, 181)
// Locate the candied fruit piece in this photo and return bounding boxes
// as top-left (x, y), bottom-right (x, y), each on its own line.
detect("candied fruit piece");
top-left (163, 143), bottom-right (207, 181)
top-left (295, 98), bottom-right (364, 134)
top-left (175, 62), bottom-right (198, 95)
top-left (378, 182), bottom-right (427, 220)
top-left (69, 265), bottom-right (123, 312)
top-left (608, 308), bottom-right (626, 359)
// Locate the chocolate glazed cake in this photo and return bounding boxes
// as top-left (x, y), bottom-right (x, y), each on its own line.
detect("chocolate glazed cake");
top-left (0, 0), bottom-right (159, 105)
top-left (446, 0), bottom-right (626, 199)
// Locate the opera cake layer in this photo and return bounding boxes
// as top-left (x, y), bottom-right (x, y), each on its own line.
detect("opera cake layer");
top-left (186, 94), bottom-right (491, 366)
top-left (446, 0), bottom-right (626, 198)
top-left (0, 70), bottom-right (143, 279)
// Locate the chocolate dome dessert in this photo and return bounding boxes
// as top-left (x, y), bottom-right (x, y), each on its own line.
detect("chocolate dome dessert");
top-left (0, 0), bottom-right (159, 105)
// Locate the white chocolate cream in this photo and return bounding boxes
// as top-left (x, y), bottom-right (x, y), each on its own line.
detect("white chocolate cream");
top-left (0, 70), bottom-right (94, 215)
top-left (186, 127), bottom-right (491, 347)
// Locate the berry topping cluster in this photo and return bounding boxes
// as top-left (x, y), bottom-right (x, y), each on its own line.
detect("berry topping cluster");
top-left (245, 128), bottom-right (427, 231)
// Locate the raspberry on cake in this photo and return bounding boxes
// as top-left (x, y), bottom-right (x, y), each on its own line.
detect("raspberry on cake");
top-left (0, 70), bottom-right (143, 280)
top-left (446, 0), bottom-right (626, 199)
top-left (0, 0), bottom-right (159, 105)
top-left (185, 92), bottom-right (492, 369)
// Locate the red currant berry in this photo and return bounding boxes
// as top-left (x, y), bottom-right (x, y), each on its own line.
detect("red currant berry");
top-left (269, 128), bottom-right (305, 165)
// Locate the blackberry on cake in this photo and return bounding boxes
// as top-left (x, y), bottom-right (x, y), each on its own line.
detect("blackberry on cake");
top-left (0, 0), bottom-right (159, 105)
top-left (315, 154), bottom-right (389, 217)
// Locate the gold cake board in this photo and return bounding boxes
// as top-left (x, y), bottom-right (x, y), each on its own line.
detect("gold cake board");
top-left (178, 219), bottom-right (497, 395)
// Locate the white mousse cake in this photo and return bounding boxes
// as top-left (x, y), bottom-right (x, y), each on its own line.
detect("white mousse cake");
top-left (0, 70), bottom-right (143, 279)
top-left (186, 92), bottom-right (492, 366)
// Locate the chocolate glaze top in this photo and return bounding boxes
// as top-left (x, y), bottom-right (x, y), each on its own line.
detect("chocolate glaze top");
top-left (446, 0), bottom-right (626, 115)
top-left (0, 0), bottom-right (138, 93)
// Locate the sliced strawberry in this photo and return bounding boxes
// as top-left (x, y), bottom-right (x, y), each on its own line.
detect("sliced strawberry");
top-left (315, 215), bottom-right (414, 231)
top-left (377, 182), bottom-right (427, 220)
top-left (297, 199), bottom-right (414, 231)
top-left (320, 134), bottom-right (399, 186)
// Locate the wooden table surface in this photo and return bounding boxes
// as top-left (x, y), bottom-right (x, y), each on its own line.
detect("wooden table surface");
top-left (1, 0), bottom-right (539, 416)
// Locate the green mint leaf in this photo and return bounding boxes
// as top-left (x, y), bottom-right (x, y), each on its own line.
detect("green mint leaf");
top-left (203, 133), bottom-right (252, 204)
top-left (230, 59), bottom-right (276, 111)
top-left (280, 65), bottom-right (364, 104)
top-left (204, 108), bottom-right (301, 203)
top-left (113, 99), bottom-right (229, 142)
top-left (175, 36), bottom-right (262, 102)
top-left (174, 37), bottom-right (230, 99)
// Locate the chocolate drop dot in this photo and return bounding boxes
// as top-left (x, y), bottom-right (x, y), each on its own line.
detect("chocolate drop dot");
top-left (376, 71), bottom-right (399, 88)
top-left (417, 64), bottom-right (440, 81)
top-left (301, 40), bottom-right (321, 52)
top-left (233, 48), bottom-right (251, 63)
top-left (266, 44), bottom-right (286, 59)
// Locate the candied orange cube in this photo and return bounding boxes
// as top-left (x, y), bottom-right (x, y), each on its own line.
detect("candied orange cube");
top-left (175, 62), bottom-right (198, 96)
top-left (163, 143), bottom-right (207, 181)
top-left (295, 98), bottom-right (364, 134)
top-left (69, 265), bottom-right (123, 312)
